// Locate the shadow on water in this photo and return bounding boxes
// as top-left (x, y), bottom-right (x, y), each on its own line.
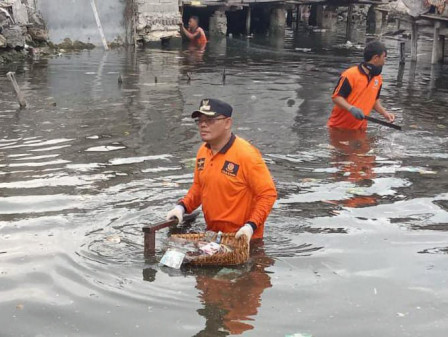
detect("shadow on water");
top-left (1, 26), bottom-right (448, 337)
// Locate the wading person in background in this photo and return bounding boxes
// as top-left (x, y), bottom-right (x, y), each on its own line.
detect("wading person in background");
top-left (166, 98), bottom-right (277, 242)
top-left (179, 16), bottom-right (207, 49)
top-left (328, 40), bottom-right (395, 130)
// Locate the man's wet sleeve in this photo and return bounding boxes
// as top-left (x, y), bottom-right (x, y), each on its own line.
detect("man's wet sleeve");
top-left (245, 151), bottom-right (277, 227)
top-left (332, 76), bottom-right (352, 99)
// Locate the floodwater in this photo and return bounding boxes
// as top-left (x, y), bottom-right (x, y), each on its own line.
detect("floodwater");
top-left (1, 27), bottom-right (448, 337)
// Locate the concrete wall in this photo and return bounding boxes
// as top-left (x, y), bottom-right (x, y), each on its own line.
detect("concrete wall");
top-left (36, 0), bottom-right (126, 44)
top-left (135, 0), bottom-right (181, 42)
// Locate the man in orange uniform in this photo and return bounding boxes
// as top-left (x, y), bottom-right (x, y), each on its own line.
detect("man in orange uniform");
top-left (328, 40), bottom-right (395, 129)
top-left (166, 98), bottom-right (277, 241)
top-left (179, 16), bottom-right (207, 48)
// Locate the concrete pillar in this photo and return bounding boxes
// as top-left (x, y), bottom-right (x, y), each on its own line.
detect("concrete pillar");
top-left (441, 35), bottom-right (445, 64)
top-left (411, 18), bottom-right (418, 62)
top-left (431, 21), bottom-right (442, 64)
top-left (286, 8), bottom-right (293, 27)
top-left (346, 4), bottom-right (354, 41)
top-left (209, 9), bottom-right (227, 37)
top-left (315, 5), bottom-right (324, 27)
top-left (295, 5), bottom-right (300, 30)
top-left (269, 6), bottom-right (286, 35)
top-left (246, 6), bottom-right (251, 35)
top-left (322, 6), bottom-right (338, 30)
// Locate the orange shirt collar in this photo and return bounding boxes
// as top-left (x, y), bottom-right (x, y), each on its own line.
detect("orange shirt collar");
top-left (205, 133), bottom-right (236, 154)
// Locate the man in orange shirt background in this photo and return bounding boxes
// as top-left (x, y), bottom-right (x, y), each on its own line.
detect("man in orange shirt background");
top-left (179, 16), bottom-right (207, 49)
top-left (166, 98), bottom-right (277, 242)
top-left (328, 40), bottom-right (395, 130)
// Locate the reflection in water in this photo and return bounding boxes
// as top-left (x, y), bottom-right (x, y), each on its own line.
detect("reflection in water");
top-left (194, 241), bottom-right (273, 336)
top-left (328, 128), bottom-right (378, 208)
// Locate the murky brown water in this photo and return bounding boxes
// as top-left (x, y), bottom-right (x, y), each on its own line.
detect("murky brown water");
top-left (1, 28), bottom-right (448, 337)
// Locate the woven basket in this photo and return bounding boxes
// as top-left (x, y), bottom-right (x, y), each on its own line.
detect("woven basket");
top-left (171, 232), bottom-right (249, 266)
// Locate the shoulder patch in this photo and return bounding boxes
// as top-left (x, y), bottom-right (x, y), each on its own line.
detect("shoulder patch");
top-left (221, 160), bottom-right (239, 177)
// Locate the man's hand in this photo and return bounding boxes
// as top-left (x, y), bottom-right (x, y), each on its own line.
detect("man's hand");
top-left (166, 205), bottom-right (185, 223)
top-left (383, 111), bottom-right (395, 123)
top-left (235, 224), bottom-right (253, 242)
top-left (349, 106), bottom-right (365, 120)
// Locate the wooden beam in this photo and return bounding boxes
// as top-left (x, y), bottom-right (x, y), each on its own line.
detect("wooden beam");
top-left (6, 72), bottom-right (26, 108)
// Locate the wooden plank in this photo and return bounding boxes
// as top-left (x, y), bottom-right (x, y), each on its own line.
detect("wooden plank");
top-left (6, 72), bottom-right (26, 108)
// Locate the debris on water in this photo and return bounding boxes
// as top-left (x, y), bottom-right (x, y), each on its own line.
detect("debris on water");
top-left (160, 249), bottom-right (185, 269)
top-left (397, 312), bottom-right (407, 317)
top-left (16, 304), bottom-right (24, 310)
top-left (437, 124), bottom-right (446, 129)
top-left (295, 48), bottom-right (312, 52)
top-left (105, 235), bottom-right (121, 244)
top-left (374, 288), bottom-right (378, 295)
top-left (285, 333), bottom-right (312, 337)
top-left (419, 169), bottom-right (437, 175)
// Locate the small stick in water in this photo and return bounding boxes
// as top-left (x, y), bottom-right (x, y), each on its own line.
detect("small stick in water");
top-left (6, 72), bottom-right (26, 108)
top-left (118, 73), bottom-right (123, 84)
top-left (222, 68), bottom-right (226, 84)
top-left (186, 72), bottom-right (192, 83)
top-left (154, 76), bottom-right (158, 84)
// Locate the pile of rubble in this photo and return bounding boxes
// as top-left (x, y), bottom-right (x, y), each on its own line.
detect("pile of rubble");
top-left (0, 0), bottom-right (48, 60)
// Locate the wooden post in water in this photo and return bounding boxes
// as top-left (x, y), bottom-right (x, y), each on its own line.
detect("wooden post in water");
top-left (399, 41), bottom-right (406, 65)
top-left (295, 5), bottom-right (300, 31)
top-left (246, 5), bottom-right (251, 36)
top-left (90, 0), bottom-right (109, 50)
top-left (346, 3), bottom-right (354, 41)
top-left (411, 18), bottom-right (418, 62)
top-left (6, 72), bottom-right (26, 108)
top-left (441, 35), bottom-right (445, 64)
top-left (431, 21), bottom-right (441, 64)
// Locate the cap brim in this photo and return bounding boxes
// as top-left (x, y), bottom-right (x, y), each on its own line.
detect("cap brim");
top-left (191, 110), bottom-right (218, 118)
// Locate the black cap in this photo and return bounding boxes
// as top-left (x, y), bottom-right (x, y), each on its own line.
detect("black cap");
top-left (191, 98), bottom-right (233, 118)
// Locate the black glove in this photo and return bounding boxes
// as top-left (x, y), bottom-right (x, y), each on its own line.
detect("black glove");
top-left (349, 106), bottom-right (365, 120)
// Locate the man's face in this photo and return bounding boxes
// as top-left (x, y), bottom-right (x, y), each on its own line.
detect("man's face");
top-left (195, 114), bottom-right (231, 143)
top-left (371, 52), bottom-right (387, 66)
top-left (188, 18), bottom-right (198, 29)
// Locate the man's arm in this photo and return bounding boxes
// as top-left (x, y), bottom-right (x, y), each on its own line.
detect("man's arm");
top-left (180, 25), bottom-right (200, 41)
top-left (373, 99), bottom-right (395, 122)
top-left (332, 95), bottom-right (354, 111)
top-left (244, 150), bottom-right (277, 228)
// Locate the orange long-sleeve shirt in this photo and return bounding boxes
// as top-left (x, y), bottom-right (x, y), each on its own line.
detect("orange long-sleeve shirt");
top-left (180, 134), bottom-right (277, 239)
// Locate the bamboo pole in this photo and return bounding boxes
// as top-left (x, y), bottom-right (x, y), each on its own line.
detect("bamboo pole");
top-left (6, 72), bottom-right (26, 108)
top-left (90, 0), bottom-right (109, 50)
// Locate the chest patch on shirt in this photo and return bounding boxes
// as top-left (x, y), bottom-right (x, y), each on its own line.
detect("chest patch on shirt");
top-left (221, 161), bottom-right (239, 177)
top-left (197, 158), bottom-right (205, 171)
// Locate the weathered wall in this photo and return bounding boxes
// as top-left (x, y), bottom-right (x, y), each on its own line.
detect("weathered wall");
top-left (36, 0), bottom-right (126, 44)
top-left (135, 0), bottom-right (181, 42)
